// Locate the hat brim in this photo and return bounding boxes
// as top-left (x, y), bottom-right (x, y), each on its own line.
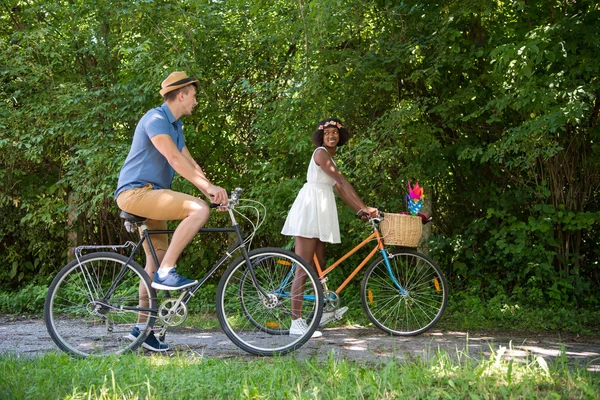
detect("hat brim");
top-left (159, 79), bottom-right (198, 96)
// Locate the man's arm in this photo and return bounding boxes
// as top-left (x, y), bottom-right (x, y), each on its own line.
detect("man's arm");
top-left (150, 134), bottom-right (228, 204)
top-left (181, 146), bottom-right (205, 175)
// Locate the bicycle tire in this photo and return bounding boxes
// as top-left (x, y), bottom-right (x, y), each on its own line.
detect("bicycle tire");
top-left (361, 248), bottom-right (448, 336)
top-left (216, 248), bottom-right (323, 356)
top-left (44, 252), bottom-right (158, 357)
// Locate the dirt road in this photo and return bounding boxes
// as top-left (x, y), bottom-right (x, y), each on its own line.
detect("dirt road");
top-left (1, 315), bottom-right (598, 372)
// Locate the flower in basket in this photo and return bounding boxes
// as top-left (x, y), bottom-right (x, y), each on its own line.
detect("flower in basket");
top-left (405, 181), bottom-right (424, 216)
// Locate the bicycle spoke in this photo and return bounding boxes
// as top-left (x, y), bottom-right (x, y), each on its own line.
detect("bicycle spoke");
top-left (45, 253), bottom-right (157, 357)
top-left (217, 248), bottom-right (323, 356)
top-left (362, 249), bottom-right (448, 336)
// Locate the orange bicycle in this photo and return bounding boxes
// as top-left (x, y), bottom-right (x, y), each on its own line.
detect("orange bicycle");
top-left (261, 212), bottom-right (448, 336)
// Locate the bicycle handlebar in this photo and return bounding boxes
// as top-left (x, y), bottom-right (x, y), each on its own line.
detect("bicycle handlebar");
top-left (358, 211), bottom-right (433, 225)
top-left (209, 188), bottom-right (244, 209)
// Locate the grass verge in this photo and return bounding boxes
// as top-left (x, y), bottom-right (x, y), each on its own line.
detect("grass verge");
top-left (1, 348), bottom-right (599, 399)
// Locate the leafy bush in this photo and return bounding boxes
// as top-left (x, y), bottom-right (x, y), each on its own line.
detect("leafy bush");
top-left (0, 284), bottom-right (48, 314)
top-left (1, 1), bottom-right (599, 313)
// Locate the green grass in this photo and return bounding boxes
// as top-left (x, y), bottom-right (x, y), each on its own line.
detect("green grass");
top-left (1, 286), bottom-right (599, 399)
top-left (1, 348), bottom-right (598, 399)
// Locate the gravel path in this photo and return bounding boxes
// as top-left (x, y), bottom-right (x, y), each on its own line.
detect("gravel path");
top-left (1, 315), bottom-right (599, 372)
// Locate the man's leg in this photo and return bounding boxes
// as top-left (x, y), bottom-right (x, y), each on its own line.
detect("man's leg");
top-left (117, 185), bottom-right (210, 290)
top-left (129, 221), bottom-right (169, 352)
top-left (137, 250), bottom-right (164, 324)
top-left (159, 200), bottom-right (209, 270)
top-left (137, 218), bottom-right (168, 325)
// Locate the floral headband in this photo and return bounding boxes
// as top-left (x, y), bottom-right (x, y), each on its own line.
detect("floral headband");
top-left (318, 120), bottom-right (343, 130)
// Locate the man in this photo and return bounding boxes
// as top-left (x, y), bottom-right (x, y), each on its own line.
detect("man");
top-left (114, 71), bottom-right (228, 351)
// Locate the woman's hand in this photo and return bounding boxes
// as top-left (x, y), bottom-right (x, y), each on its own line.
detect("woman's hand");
top-left (364, 206), bottom-right (378, 218)
top-left (357, 206), bottom-right (378, 220)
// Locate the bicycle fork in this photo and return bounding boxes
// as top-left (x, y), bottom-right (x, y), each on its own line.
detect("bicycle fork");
top-left (380, 250), bottom-right (408, 296)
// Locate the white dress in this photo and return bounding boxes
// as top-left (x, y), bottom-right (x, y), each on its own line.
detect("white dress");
top-left (281, 147), bottom-right (341, 243)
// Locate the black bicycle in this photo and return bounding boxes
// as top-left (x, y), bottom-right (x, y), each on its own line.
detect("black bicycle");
top-left (44, 188), bottom-right (324, 357)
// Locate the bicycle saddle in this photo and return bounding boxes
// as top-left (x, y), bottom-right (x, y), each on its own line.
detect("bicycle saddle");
top-left (119, 211), bottom-right (147, 223)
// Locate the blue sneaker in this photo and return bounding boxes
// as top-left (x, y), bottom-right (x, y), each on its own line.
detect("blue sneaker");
top-left (127, 327), bottom-right (169, 352)
top-left (151, 268), bottom-right (197, 290)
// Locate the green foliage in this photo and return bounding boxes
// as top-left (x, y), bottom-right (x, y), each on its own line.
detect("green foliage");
top-left (0, 284), bottom-right (48, 313)
top-left (442, 290), bottom-right (600, 335)
top-left (432, 202), bottom-right (599, 308)
top-left (1, 1), bottom-right (599, 310)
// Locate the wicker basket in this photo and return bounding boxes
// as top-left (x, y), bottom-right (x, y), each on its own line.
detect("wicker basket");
top-left (380, 213), bottom-right (423, 247)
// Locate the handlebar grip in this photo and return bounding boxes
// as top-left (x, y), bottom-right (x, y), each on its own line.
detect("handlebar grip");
top-left (209, 189), bottom-right (240, 208)
top-left (356, 210), bottom-right (369, 219)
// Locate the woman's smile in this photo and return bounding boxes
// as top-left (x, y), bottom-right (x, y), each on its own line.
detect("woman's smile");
top-left (323, 127), bottom-right (339, 147)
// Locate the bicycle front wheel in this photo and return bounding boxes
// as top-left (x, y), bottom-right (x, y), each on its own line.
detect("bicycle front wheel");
top-left (44, 252), bottom-right (158, 357)
top-left (361, 249), bottom-right (448, 336)
top-left (216, 248), bottom-right (323, 356)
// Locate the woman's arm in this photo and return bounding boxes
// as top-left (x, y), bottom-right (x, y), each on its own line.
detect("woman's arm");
top-left (314, 149), bottom-right (377, 217)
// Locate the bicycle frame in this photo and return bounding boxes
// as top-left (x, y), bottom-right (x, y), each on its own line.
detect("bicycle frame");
top-left (314, 229), bottom-right (383, 294)
top-left (101, 206), bottom-right (268, 312)
top-left (269, 220), bottom-right (409, 303)
top-left (314, 226), bottom-right (408, 296)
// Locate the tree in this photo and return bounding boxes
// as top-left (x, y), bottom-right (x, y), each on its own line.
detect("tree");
top-left (1, 0), bottom-right (598, 308)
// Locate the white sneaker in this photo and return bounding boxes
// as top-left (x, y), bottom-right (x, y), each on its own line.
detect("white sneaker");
top-left (289, 318), bottom-right (322, 338)
top-left (319, 306), bottom-right (349, 327)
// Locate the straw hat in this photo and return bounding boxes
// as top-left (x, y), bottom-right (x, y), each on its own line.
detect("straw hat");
top-left (159, 71), bottom-right (198, 96)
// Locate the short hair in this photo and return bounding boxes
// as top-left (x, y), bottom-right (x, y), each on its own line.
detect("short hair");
top-left (163, 83), bottom-right (198, 102)
top-left (311, 118), bottom-right (351, 147)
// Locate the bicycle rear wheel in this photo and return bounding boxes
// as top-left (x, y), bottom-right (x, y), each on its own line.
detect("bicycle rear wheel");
top-left (361, 248), bottom-right (448, 336)
top-left (44, 252), bottom-right (158, 357)
top-left (216, 248), bottom-right (323, 356)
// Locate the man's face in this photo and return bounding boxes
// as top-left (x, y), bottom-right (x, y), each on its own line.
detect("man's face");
top-left (180, 86), bottom-right (198, 116)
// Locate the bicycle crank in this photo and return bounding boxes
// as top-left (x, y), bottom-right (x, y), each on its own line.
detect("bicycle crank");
top-left (158, 298), bottom-right (188, 327)
top-left (323, 290), bottom-right (340, 312)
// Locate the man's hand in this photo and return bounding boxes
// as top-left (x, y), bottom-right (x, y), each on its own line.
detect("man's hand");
top-left (206, 184), bottom-right (228, 206)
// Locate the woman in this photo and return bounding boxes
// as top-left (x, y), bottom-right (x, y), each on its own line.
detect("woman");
top-left (282, 118), bottom-right (378, 337)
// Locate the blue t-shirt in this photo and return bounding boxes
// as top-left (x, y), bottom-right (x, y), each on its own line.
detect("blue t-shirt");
top-left (114, 103), bottom-right (186, 199)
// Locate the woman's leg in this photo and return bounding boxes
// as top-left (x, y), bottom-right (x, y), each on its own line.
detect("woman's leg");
top-left (291, 236), bottom-right (319, 319)
top-left (314, 240), bottom-right (326, 272)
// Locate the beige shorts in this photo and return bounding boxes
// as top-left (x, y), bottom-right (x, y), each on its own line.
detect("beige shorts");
top-left (116, 184), bottom-right (207, 255)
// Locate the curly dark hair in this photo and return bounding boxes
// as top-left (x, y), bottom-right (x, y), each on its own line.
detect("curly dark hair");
top-left (311, 118), bottom-right (351, 147)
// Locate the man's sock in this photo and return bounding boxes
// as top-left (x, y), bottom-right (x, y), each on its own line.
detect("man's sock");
top-left (157, 266), bottom-right (175, 278)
